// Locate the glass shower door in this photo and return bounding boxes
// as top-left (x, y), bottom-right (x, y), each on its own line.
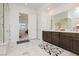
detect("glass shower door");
top-left (0, 3), bottom-right (10, 55)
top-left (0, 3), bottom-right (3, 43)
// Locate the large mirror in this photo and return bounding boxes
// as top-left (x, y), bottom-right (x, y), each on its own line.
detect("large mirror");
top-left (51, 6), bottom-right (79, 32)
top-left (52, 11), bottom-right (69, 31)
top-left (19, 13), bottom-right (28, 41)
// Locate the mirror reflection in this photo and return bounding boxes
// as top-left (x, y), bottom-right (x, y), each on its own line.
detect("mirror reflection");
top-left (51, 7), bottom-right (79, 32)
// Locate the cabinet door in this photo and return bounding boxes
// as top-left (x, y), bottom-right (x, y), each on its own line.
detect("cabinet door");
top-left (43, 31), bottom-right (51, 43)
top-left (60, 33), bottom-right (73, 51)
top-left (51, 32), bottom-right (59, 46)
top-left (73, 38), bottom-right (79, 54)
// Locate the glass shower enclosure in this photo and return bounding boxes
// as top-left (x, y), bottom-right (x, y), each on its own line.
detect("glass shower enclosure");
top-left (0, 3), bottom-right (4, 43)
top-left (0, 3), bottom-right (9, 55)
top-left (0, 3), bottom-right (9, 43)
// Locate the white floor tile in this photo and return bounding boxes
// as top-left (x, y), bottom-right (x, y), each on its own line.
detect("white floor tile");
top-left (7, 40), bottom-right (78, 56)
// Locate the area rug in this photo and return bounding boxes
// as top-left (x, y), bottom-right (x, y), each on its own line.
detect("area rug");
top-left (39, 41), bottom-right (64, 56)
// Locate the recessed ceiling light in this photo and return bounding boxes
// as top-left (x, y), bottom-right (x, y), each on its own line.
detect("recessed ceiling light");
top-left (48, 8), bottom-right (50, 10)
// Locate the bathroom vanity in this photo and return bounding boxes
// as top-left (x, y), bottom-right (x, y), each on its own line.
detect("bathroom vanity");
top-left (43, 31), bottom-right (79, 55)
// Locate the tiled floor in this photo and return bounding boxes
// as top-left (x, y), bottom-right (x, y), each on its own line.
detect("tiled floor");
top-left (7, 40), bottom-right (49, 56)
top-left (7, 40), bottom-right (78, 56)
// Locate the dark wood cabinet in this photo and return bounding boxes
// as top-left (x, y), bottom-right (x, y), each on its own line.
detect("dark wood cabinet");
top-left (73, 37), bottom-right (79, 54)
top-left (51, 32), bottom-right (59, 46)
top-left (59, 33), bottom-right (73, 51)
top-left (42, 31), bottom-right (79, 55)
top-left (43, 31), bottom-right (52, 43)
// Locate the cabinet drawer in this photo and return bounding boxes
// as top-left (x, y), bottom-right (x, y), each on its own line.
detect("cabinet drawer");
top-left (60, 36), bottom-right (73, 40)
top-left (60, 32), bottom-right (74, 37)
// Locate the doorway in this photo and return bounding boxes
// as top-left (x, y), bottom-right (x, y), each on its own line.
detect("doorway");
top-left (19, 13), bottom-right (28, 41)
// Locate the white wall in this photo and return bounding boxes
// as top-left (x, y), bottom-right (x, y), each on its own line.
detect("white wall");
top-left (28, 13), bottom-right (37, 39)
top-left (4, 4), bottom-right (10, 42)
top-left (8, 3), bottom-right (37, 43)
top-left (9, 4), bottom-right (19, 42)
top-left (37, 11), bottom-right (51, 40)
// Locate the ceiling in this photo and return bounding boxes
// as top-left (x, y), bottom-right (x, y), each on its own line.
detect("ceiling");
top-left (25, 3), bottom-right (49, 10)
top-left (25, 3), bottom-right (79, 11)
